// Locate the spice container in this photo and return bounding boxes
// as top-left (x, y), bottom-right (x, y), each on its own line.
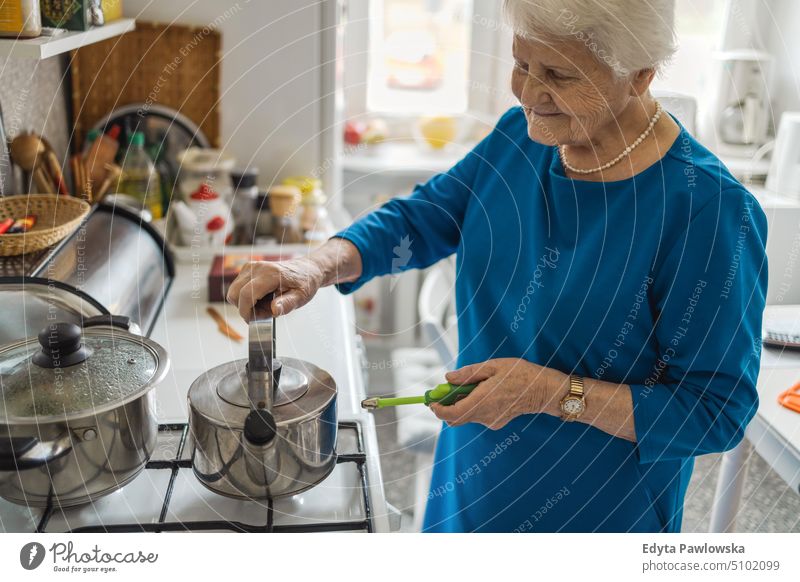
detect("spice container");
top-left (0, 1), bottom-right (42, 38)
top-left (40, 0), bottom-right (91, 31)
top-left (301, 185), bottom-right (333, 242)
top-left (268, 185), bottom-right (302, 244)
top-left (283, 176), bottom-right (334, 242)
top-left (231, 168), bottom-right (259, 244)
top-left (254, 190), bottom-right (272, 239)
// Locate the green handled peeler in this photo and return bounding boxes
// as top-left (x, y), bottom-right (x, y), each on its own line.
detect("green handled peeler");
top-left (361, 383), bottom-right (478, 410)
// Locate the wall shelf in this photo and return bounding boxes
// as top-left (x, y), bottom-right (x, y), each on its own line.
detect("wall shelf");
top-left (0, 18), bottom-right (135, 60)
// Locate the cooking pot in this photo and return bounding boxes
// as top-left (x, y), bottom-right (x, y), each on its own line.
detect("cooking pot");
top-left (188, 299), bottom-right (337, 499)
top-left (0, 317), bottom-right (169, 507)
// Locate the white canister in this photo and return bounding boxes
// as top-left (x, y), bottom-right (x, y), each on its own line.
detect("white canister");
top-left (177, 147), bottom-right (236, 203)
top-left (183, 183), bottom-right (233, 247)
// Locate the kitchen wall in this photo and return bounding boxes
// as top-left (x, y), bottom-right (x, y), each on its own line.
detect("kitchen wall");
top-left (0, 56), bottom-right (71, 190)
top-left (724, 0), bottom-right (800, 125)
top-left (123, 0), bottom-right (336, 196)
top-left (760, 0), bottom-right (800, 121)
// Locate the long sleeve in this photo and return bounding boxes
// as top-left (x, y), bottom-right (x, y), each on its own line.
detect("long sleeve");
top-left (629, 188), bottom-right (768, 464)
top-left (333, 132), bottom-right (492, 294)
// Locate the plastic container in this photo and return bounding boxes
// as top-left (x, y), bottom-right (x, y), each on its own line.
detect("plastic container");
top-left (117, 132), bottom-right (163, 220)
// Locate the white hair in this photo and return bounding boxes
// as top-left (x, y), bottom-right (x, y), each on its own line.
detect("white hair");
top-left (502, 0), bottom-right (677, 77)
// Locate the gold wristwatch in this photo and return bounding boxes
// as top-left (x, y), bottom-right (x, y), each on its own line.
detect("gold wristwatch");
top-left (559, 375), bottom-right (586, 421)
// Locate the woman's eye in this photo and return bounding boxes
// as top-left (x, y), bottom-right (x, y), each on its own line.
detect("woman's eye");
top-left (514, 60), bottom-right (528, 73)
top-left (547, 69), bottom-right (571, 81)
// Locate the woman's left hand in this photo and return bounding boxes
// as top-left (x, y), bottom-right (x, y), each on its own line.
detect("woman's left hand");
top-left (430, 358), bottom-right (565, 430)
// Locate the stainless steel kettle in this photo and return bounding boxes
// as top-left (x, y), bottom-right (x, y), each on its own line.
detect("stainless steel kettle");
top-left (187, 298), bottom-right (338, 499)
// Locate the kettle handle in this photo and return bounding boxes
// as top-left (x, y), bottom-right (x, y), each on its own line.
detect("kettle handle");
top-left (248, 293), bottom-right (276, 411)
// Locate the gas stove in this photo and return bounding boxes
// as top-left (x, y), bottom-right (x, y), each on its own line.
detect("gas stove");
top-left (1, 421), bottom-right (374, 533)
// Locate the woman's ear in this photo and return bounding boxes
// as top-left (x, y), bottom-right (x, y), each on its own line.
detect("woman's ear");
top-left (629, 68), bottom-right (656, 97)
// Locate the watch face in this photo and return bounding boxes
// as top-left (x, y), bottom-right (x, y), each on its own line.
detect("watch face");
top-left (561, 396), bottom-right (585, 416)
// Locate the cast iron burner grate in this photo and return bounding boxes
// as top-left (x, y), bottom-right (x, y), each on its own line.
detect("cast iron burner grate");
top-left (35, 421), bottom-right (373, 533)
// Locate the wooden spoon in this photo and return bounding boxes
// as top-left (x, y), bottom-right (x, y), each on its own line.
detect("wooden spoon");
top-left (10, 134), bottom-right (67, 195)
top-left (206, 306), bottom-right (244, 342)
top-left (9, 133), bottom-right (46, 172)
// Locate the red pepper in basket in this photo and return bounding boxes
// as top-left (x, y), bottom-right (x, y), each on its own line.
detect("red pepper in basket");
top-left (6, 215), bottom-right (37, 234)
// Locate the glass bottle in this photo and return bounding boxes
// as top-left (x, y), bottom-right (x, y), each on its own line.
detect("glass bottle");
top-left (117, 132), bottom-right (163, 219)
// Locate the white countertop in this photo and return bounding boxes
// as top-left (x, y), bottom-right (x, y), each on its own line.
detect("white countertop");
top-left (747, 306), bottom-right (800, 493)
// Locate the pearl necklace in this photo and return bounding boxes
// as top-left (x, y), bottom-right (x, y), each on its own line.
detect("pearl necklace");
top-left (559, 101), bottom-right (663, 175)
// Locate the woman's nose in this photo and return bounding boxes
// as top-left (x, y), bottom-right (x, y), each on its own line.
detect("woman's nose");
top-left (520, 74), bottom-right (550, 108)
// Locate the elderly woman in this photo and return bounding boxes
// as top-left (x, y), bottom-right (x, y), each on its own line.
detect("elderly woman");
top-left (228, 0), bottom-right (767, 532)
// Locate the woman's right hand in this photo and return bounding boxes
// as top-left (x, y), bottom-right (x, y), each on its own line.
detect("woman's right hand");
top-left (226, 257), bottom-right (324, 320)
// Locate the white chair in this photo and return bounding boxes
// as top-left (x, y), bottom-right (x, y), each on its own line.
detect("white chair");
top-left (418, 259), bottom-right (458, 370)
top-left (391, 259), bottom-right (457, 530)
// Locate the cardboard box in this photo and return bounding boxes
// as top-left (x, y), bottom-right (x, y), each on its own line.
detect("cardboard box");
top-left (208, 253), bottom-right (295, 303)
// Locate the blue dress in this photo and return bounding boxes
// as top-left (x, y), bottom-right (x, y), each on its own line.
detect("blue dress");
top-left (335, 107), bottom-right (768, 532)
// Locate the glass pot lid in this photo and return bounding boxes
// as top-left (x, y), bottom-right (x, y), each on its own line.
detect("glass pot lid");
top-left (0, 323), bottom-right (169, 422)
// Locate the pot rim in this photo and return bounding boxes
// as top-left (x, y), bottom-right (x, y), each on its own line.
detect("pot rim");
top-left (0, 328), bottom-right (170, 425)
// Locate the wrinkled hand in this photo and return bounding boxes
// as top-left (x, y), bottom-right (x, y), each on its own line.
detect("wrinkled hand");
top-left (430, 358), bottom-right (564, 430)
top-left (226, 258), bottom-right (324, 321)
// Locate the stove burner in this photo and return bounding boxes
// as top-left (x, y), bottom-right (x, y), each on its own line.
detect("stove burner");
top-left (34, 421), bottom-right (373, 533)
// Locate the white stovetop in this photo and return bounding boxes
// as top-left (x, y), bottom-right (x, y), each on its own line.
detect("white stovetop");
top-left (0, 245), bottom-right (391, 533)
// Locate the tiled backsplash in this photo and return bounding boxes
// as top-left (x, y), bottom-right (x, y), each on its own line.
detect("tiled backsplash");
top-left (0, 55), bottom-right (71, 193)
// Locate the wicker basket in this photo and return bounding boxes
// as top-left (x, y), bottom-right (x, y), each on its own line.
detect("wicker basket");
top-left (0, 195), bottom-right (91, 257)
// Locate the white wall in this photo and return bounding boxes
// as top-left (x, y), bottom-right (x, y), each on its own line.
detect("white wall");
top-left (122, 0), bottom-right (331, 193)
top-left (760, 0), bottom-right (800, 121)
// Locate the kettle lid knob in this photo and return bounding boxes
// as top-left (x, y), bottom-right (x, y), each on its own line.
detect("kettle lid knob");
top-left (244, 409), bottom-right (277, 445)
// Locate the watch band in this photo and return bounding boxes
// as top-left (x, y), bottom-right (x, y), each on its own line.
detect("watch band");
top-left (569, 374), bottom-right (584, 397)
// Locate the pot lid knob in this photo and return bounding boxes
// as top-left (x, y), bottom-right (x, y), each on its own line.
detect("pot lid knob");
top-left (32, 323), bottom-right (92, 369)
top-left (244, 409), bottom-right (277, 445)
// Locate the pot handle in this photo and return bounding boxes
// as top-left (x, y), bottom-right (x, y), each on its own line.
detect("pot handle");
top-left (0, 436), bottom-right (72, 471)
top-left (82, 314), bottom-right (133, 331)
